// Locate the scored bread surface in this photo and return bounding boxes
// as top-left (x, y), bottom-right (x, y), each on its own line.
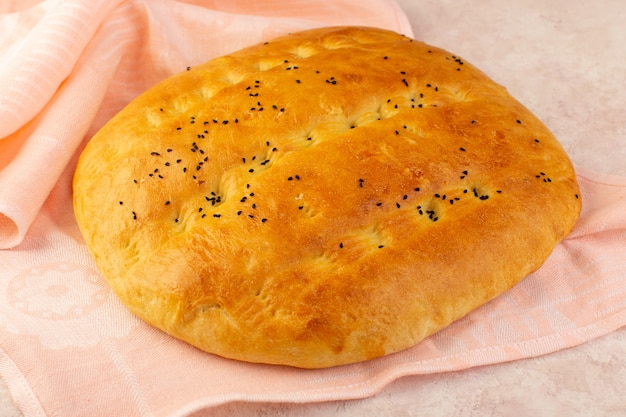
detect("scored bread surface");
top-left (73, 26), bottom-right (581, 368)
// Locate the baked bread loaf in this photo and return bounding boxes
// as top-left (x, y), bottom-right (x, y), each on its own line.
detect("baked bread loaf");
top-left (73, 26), bottom-right (581, 368)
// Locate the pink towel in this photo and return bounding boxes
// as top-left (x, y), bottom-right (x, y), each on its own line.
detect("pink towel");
top-left (0, 1), bottom-right (624, 416)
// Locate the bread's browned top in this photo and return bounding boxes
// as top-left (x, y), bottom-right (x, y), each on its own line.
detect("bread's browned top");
top-left (73, 26), bottom-right (581, 368)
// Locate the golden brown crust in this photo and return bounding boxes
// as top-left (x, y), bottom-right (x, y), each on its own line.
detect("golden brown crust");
top-left (73, 26), bottom-right (581, 368)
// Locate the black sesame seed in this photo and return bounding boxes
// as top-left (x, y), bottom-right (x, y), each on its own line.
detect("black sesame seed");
top-left (459, 147), bottom-right (466, 152)
top-left (213, 214), bottom-right (221, 218)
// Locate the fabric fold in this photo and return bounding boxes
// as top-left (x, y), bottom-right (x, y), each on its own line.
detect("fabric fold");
top-left (0, 0), bottom-right (126, 249)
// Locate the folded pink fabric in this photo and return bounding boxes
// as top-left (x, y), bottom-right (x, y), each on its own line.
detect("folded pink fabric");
top-left (1, 1), bottom-right (625, 417)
